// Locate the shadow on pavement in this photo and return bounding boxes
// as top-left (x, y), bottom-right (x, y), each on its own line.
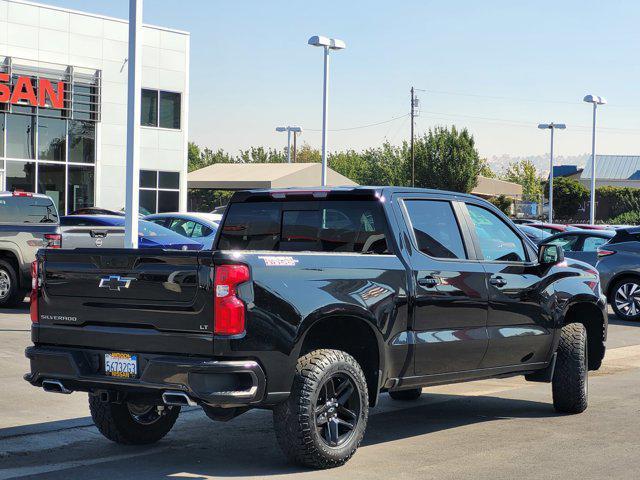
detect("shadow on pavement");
top-left (3, 393), bottom-right (560, 479)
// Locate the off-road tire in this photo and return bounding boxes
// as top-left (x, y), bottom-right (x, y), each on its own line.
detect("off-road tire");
top-left (273, 349), bottom-right (369, 469)
top-left (389, 387), bottom-right (422, 401)
top-left (89, 394), bottom-right (180, 445)
top-left (0, 259), bottom-right (22, 307)
top-left (552, 323), bottom-right (588, 414)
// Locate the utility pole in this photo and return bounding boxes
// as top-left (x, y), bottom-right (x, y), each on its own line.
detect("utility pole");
top-left (276, 126), bottom-right (302, 164)
top-left (410, 86), bottom-right (415, 187)
top-left (293, 130), bottom-right (298, 162)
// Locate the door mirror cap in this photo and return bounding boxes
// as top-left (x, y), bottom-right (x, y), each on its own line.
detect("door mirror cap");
top-left (538, 244), bottom-right (564, 265)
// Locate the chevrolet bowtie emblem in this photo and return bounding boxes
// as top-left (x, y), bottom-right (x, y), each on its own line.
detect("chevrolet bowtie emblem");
top-left (99, 275), bottom-right (135, 291)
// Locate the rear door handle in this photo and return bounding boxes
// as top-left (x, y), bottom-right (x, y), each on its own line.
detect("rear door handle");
top-left (418, 276), bottom-right (438, 288)
top-left (489, 276), bottom-right (507, 287)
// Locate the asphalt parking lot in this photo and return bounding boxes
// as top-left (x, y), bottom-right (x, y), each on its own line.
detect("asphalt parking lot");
top-left (2, 306), bottom-right (640, 480)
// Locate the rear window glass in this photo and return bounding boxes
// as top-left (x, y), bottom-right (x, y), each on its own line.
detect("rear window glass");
top-left (217, 201), bottom-right (390, 254)
top-left (0, 195), bottom-right (59, 224)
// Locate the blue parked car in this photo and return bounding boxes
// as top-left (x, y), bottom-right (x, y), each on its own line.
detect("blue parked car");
top-left (60, 215), bottom-right (203, 250)
top-left (144, 212), bottom-right (221, 249)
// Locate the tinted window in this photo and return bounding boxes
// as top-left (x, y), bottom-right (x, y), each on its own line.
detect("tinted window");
top-left (404, 200), bottom-right (466, 259)
top-left (68, 120), bottom-right (95, 163)
top-left (547, 234), bottom-right (580, 252)
top-left (141, 89), bottom-right (158, 127)
top-left (582, 236), bottom-right (609, 252)
top-left (168, 219), bottom-right (197, 237)
top-left (159, 171), bottom-right (180, 189)
top-left (467, 205), bottom-right (526, 262)
top-left (0, 195), bottom-right (58, 224)
top-left (38, 163), bottom-right (65, 214)
top-left (140, 170), bottom-right (157, 188)
top-left (159, 91), bottom-right (181, 129)
top-left (38, 117), bottom-right (66, 161)
top-left (218, 201), bottom-right (389, 254)
top-left (192, 222), bottom-right (213, 238)
top-left (158, 191), bottom-right (179, 212)
top-left (218, 203), bottom-right (281, 250)
top-left (140, 189), bottom-right (157, 214)
top-left (7, 114), bottom-right (36, 159)
top-left (6, 161), bottom-right (35, 192)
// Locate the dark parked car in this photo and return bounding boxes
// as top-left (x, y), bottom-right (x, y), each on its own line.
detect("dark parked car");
top-left (518, 225), bottom-right (551, 244)
top-left (541, 230), bottom-right (615, 266)
top-left (60, 215), bottom-right (203, 250)
top-left (26, 187), bottom-right (607, 468)
top-left (596, 227), bottom-right (640, 321)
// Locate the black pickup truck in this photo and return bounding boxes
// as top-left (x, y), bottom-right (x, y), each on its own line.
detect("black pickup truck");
top-left (25, 187), bottom-right (608, 468)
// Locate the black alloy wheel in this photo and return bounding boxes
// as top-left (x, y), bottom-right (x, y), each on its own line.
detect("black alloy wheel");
top-left (314, 373), bottom-right (361, 448)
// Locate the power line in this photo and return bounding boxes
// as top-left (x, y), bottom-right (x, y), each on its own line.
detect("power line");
top-left (306, 113), bottom-right (409, 132)
top-left (417, 88), bottom-right (640, 109)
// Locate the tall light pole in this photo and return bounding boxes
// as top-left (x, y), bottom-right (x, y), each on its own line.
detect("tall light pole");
top-left (583, 94), bottom-right (606, 225)
top-left (308, 35), bottom-right (346, 186)
top-left (538, 123), bottom-right (566, 224)
top-left (124, 0), bottom-right (142, 248)
top-left (276, 126), bottom-right (302, 163)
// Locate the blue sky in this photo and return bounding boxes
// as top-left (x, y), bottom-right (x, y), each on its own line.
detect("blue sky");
top-left (45, 0), bottom-right (640, 160)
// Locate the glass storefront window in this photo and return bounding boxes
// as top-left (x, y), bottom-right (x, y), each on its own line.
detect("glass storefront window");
top-left (141, 89), bottom-right (158, 127)
top-left (140, 170), bottom-right (157, 188)
top-left (159, 171), bottom-right (179, 189)
top-left (38, 163), bottom-right (66, 214)
top-left (6, 161), bottom-right (35, 192)
top-left (0, 115), bottom-right (4, 157)
top-left (159, 92), bottom-right (180, 129)
top-left (68, 165), bottom-right (95, 213)
top-left (38, 117), bottom-right (66, 161)
top-left (68, 120), bottom-right (95, 163)
top-left (6, 114), bottom-right (36, 159)
top-left (140, 189), bottom-right (157, 214)
top-left (158, 191), bottom-right (180, 212)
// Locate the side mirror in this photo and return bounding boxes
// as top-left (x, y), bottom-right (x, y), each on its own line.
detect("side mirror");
top-left (538, 244), bottom-right (564, 265)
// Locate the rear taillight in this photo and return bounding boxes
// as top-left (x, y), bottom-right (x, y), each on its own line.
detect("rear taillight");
top-left (214, 264), bottom-right (250, 336)
top-left (30, 260), bottom-right (39, 324)
top-left (44, 233), bottom-right (62, 249)
top-left (597, 248), bottom-right (616, 258)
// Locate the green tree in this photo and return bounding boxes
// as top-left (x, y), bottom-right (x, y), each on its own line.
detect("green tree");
top-left (238, 146), bottom-right (286, 163)
top-left (503, 159), bottom-right (543, 198)
top-left (411, 126), bottom-right (481, 193)
top-left (553, 177), bottom-right (588, 219)
top-left (488, 194), bottom-right (513, 214)
top-left (479, 158), bottom-right (496, 178)
top-left (294, 144), bottom-right (321, 163)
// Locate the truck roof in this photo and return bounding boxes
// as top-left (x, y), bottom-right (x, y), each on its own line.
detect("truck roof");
top-left (230, 186), bottom-right (478, 202)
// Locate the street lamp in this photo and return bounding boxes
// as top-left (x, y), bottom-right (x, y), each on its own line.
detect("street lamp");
top-left (538, 123), bottom-right (566, 224)
top-left (308, 35), bottom-right (346, 186)
top-left (583, 94), bottom-right (606, 225)
top-left (276, 126), bottom-right (302, 163)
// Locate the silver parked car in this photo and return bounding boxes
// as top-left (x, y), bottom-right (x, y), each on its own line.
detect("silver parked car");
top-left (0, 192), bottom-right (61, 306)
top-left (596, 227), bottom-right (640, 321)
top-left (144, 212), bottom-right (221, 249)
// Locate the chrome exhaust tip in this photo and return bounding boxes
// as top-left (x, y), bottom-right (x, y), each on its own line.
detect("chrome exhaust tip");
top-left (162, 390), bottom-right (196, 406)
top-left (42, 379), bottom-right (72, 394)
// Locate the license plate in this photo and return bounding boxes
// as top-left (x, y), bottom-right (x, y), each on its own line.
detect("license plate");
top-left (104, 353), bottom-right (137, 378)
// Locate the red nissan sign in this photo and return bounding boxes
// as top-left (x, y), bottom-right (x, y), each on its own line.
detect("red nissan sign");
top-left (0, 73), bottom-right (65, 109)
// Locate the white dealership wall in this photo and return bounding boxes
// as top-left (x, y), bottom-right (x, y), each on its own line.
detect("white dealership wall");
top-left (0, 0), bottom-right (190, 211)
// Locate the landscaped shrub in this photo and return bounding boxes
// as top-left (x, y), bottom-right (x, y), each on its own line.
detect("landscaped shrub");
top-left (609, 210), bottom-right (640, 226)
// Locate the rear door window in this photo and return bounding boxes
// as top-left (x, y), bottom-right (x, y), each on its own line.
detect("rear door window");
top-left (0, 195), bottom-right (59, 223)
top-left (403, 200), bottom-right (467, 259)
top-left (547, 234), bottom-right (580, 252)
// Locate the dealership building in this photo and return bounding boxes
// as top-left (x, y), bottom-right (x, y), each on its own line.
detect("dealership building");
top-left (0, 0), bottom-right (189, 215)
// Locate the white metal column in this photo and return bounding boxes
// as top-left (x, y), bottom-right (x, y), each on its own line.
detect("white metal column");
top-left (124, 0), bottom-right (142, 248)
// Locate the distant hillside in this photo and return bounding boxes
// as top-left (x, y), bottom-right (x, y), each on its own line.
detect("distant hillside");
top-left (487, 154), bottom-right (590, 176)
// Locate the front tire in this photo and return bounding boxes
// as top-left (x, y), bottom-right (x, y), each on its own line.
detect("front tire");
top-left (273, 349), bottom-right (369, 469)
top-left (0, 259), bottom-right (22, 308)
top-left (552, 323), bottom-right (588, 414)
top-left (89, 394), bottom-right (180, 445)
top-left (389, 388), bottom-right (422, 401)
top-left (611, 277), bottom-right (640, 321)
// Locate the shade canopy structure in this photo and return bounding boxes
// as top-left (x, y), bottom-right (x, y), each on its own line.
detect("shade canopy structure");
top-left (472, 176), bottom-right (523, 198)
top-left (187, 163), bottom-right (358, 190)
